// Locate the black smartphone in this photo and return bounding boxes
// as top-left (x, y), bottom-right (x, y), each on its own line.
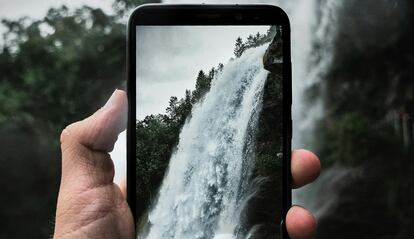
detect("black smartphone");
top-left (127, 4), bottom-right (291, 239)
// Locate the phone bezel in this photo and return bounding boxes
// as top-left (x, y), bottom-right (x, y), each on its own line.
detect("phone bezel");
top-left (127, 4), bottom-right (292, 237)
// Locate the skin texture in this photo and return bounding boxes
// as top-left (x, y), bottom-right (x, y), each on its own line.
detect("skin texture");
top-left (54, 89), bottom-right (320, 239)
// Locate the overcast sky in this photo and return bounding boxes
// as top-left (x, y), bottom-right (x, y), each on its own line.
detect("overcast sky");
top-left (137, 25), bottom-right (269, 119)
top-left (0, 0), bottom-right (113, 19)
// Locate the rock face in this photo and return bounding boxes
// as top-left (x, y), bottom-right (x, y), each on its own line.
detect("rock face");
top-left (246, 224), bottom-right (280, 239)
top-left (312, 1), bottom-right (414, 238)
top-left (263, 27), bottom-right (283, 73)
top-left (237, 28), bottom-right (284, 239)
top-left (237, 177), bottom-right (282, 239)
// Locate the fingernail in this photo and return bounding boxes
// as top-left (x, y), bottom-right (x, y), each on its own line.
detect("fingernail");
top-left (104, 89), bottom-right (118, 108)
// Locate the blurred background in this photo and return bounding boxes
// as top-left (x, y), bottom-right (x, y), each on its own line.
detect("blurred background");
top-left (0, 0), bottom-right (413, 238)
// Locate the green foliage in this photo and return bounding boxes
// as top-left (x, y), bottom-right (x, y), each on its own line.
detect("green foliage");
top-left (336, 114), bottom-right (379, 165)
top-left (136, 114), bottom-right (178, 214)
top-left (112, 0), bottom-right (161, 16)
top-left (0, 6), bottom-right (126, 237)
top-left (191, 70), bottom-right (212, 103)
top-left (135, 66), bottom-right (217, 218)
top-left (313, 0), bottom-right (414, 168)
top-left (0, 1), bottom-right (152, 238)
top-left (234, 37), bottom-right (245, 58)
top-left (307, 2), bottom-right (414, 235)
top-left (317, 112), bottom-right (402, 167)
top-left (0, 6), bottom-right (125, 131)
top-left (233, 26), bottom-right (277, 58)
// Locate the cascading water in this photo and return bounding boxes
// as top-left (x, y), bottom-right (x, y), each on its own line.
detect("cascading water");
top-left (140, 45), bottom-right (270, 239)
top-left (138, 1), bottom-right (347, 236)
top-left (287, 0), bottom-right (342, 215)
top-left (162, 0), bottom-right (339, 217)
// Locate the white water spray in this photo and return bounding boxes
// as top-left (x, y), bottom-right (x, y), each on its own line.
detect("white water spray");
top-left (286, 0), bottom-right (341, 214)
top-left (161, 0), bottom-right (343, 227)
top-left (165, 0), bottom-right (343, 217)
top-left (140, 45), bottom-right (270, 239)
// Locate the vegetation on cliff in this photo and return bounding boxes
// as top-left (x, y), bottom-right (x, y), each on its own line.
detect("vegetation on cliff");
top-left (236, 26), bottom-right (284, 238)
top-left (307, 1), bottom-right (414, 238)
top-left (135, 68), bottom-right (216, 217)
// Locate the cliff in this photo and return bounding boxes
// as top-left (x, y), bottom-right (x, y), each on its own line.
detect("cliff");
top-left (236, 29), bottom-right (284, 239)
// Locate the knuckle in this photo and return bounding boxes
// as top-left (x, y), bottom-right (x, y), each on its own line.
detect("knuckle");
top-left (60, 121), bottom-right (84, 145)
top-left (60, 127), bottom-right (71, 145)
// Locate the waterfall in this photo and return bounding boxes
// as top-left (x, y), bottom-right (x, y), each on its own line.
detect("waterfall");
top-left (286, 0), bottom-right (342, 216)
top-left (157, 0), bottom-right (344, 231)
top-left (140, 45), bottom-right (270, 239)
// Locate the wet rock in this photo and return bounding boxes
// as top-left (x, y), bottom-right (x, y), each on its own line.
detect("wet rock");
top-left (235, 31), bottom-right (285, 239)
top-left (237, 177), bottom-right (282, 238)
top-left (263, 29), bottom-right (283, 73)
top-left (316, 162), bottom-right (414, 239)
top-left (246, 224), bottom-right (280, 239)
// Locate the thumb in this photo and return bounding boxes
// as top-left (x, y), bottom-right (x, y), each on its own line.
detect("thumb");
top-left (59, 89), bottom-right (127, 190)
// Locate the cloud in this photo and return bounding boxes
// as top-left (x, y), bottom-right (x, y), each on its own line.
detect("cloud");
top-left (136, 25), bottom-right (269, 119)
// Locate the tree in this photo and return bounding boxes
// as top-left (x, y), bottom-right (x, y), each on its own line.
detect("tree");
top-left (0, 1), bottom-right (154, 238)
top-left (192, 70), bottom-right (212, 103)
top-left (166, 96), bottom-right (179, 118)
top-left (112, 0), bottom-right (161, 16)
top-left (0, 6), bottom-right (126, 130)
top-left (246, 34), bottom-right (255, 47)
top-left (135, 69), bottom-right (214, 219)
top-left (234, 37), bottom-right (245, 58)
top-left (208, 67), bottom-right (216, 80)
top-left (217, 63), bottom-right (224, 72)
top-left (255, 32), bottom-right (261, 41)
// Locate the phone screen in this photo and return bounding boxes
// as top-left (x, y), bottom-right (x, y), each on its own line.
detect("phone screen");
top-left (135, 25), bottom-right (284, 238)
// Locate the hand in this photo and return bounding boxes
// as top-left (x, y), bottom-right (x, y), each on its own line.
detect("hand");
top-left (54, 90), bottom-right (133, 239)
top-left (53, 89), bottom-right (320, 239)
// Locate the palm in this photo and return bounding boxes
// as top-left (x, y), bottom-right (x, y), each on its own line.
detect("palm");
top-left (54, 156), bottom-right (134, 238)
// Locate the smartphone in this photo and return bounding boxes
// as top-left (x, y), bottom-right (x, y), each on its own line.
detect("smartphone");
top-left (127, 4), bottom-right (291, 239)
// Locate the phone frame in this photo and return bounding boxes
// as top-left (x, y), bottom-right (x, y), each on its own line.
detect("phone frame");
top-left (127, 4), bottom-right (292, 237)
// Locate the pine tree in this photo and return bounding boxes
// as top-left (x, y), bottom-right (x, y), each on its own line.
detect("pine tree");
top-left (255, 32), bottom-right (261, 41)
top-left (246, 34), bottom-right (255, 47)
top-left (166, 96), bottom-right (179, 120)
top-left (208, 67), bottom-right (216, 80)
top-left (234, 37), bottom-right (245, 58)
top-left (217, 63), bottom-right (224, 72)
top-left (192, 70), bottom-right (211, 103)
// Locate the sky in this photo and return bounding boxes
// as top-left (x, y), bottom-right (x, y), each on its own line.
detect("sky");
top-left (136, 25), bottom-right (269, 120)
top-left (133, 25), bottom-right (268, 185)
top-left (0, 0), bottom-right (113, 19)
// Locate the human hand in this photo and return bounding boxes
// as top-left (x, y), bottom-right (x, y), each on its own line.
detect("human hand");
top-left (54, 90), bottom-right (133, 239)
top-left (53, 89), bottom-right (320, 239)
